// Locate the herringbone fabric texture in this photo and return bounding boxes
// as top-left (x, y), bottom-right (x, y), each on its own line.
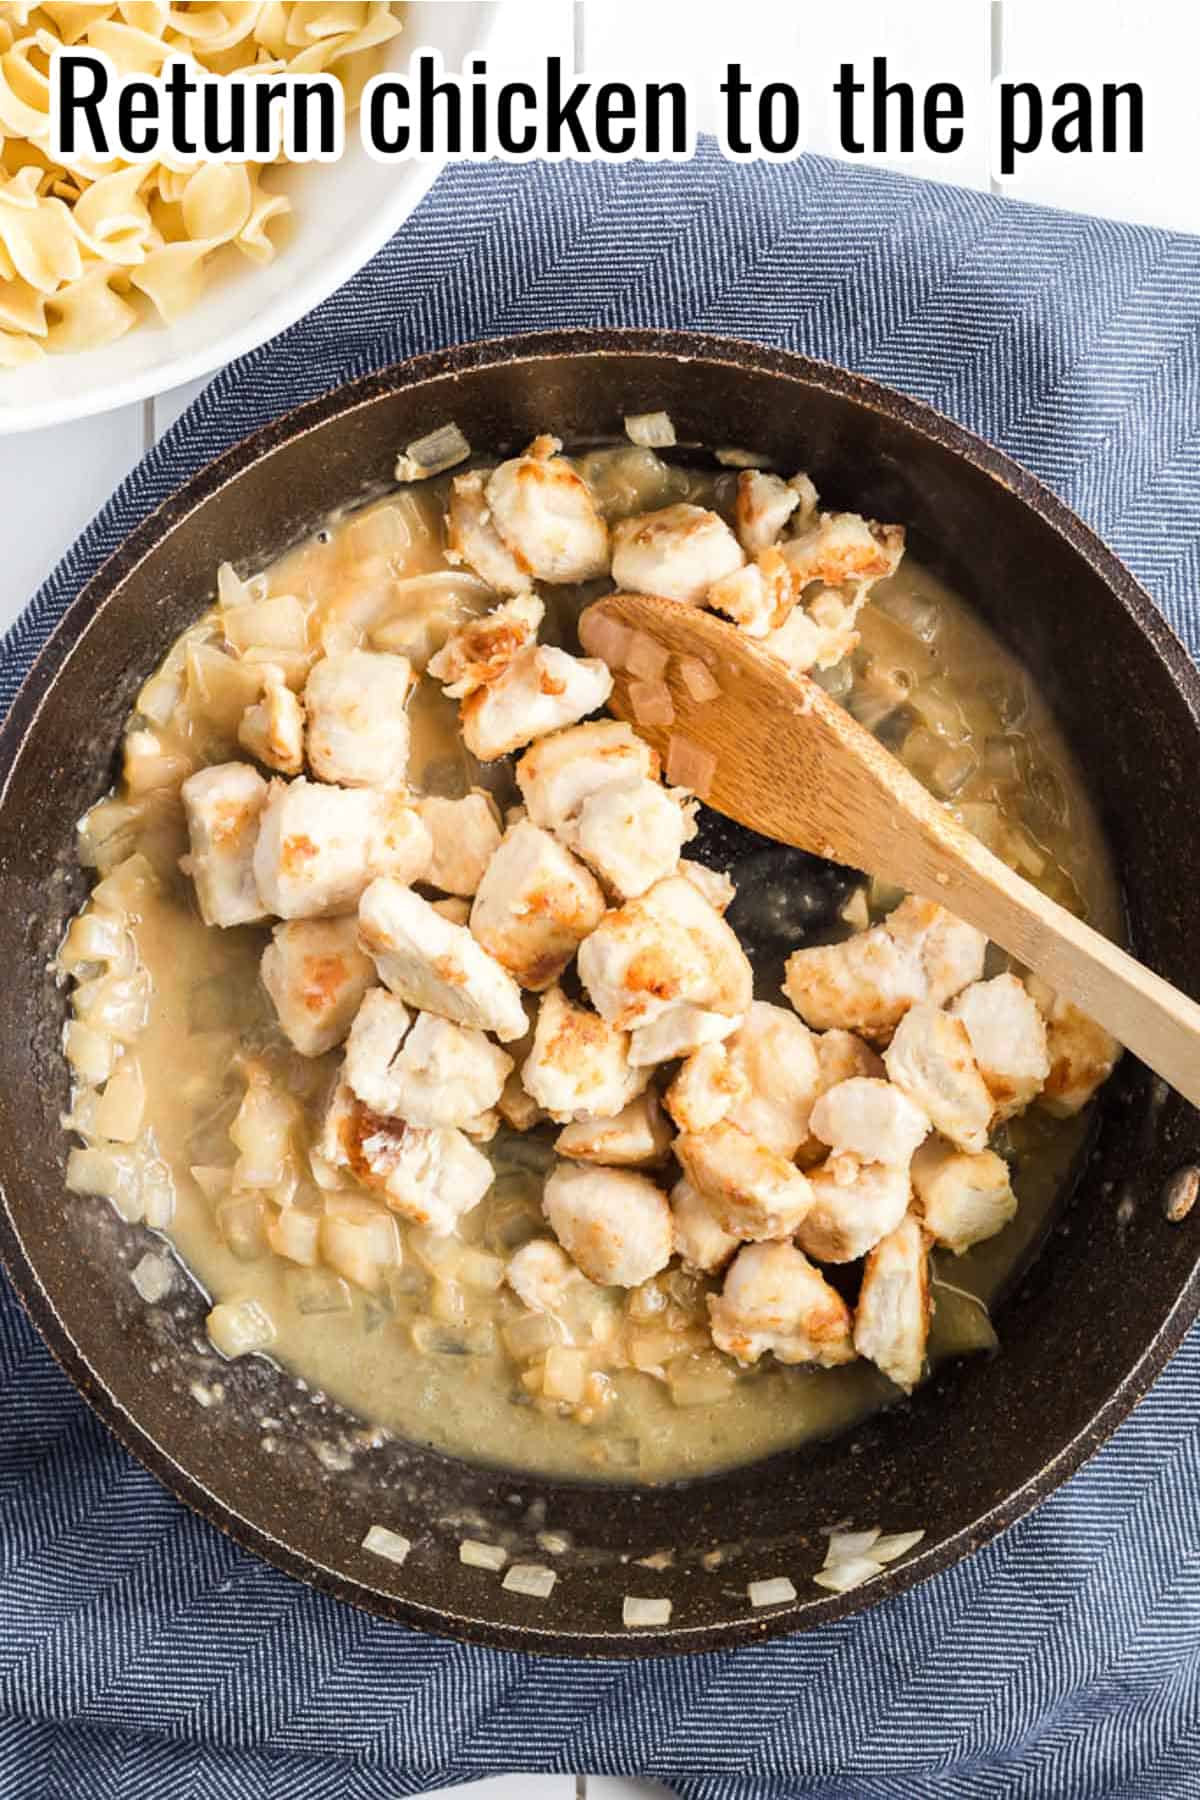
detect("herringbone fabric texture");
top-left (2, 147), bottom-right (1200, 1799)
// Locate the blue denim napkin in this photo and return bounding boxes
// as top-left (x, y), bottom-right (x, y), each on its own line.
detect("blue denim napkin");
top-left (3, 145), bottom-right (1200, 1800)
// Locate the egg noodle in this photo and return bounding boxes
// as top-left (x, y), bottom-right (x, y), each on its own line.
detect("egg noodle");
top-left (0, 2), bottom-right (402, 368)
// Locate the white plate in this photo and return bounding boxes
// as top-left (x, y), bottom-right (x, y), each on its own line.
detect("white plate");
top-left (0, 3), bottom-right (496, 436)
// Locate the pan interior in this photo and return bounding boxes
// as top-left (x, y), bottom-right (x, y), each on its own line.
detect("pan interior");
top-left (2, 334), bottom-right (1199, 1654)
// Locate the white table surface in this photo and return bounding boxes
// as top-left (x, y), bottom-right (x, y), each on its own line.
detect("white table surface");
top-left (2, 6), bottom-right (1194, 1796)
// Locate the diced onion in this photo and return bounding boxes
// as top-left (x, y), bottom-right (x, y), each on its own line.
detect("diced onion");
top-left (625, 631), bottom-right (670, 683)
top-left (579, 609), bottom-right (632, 671)
top-left (812, 1556), bottom-right (881, 1594)
top-left (715, 446), bottom-right (770, 468)
top-left (748, 1577), bottom-right (797, 1608)
top-left (395, 423), bottom-right (471, 482)
top-left (822, 1528), bottom-right (880, 1567)
top-left (871, 1530), bottom-right (925, 1565)
top-left (665, 734), bottom-right (717, 797)
top-left (94, 1056), bottom-right (146, 1143)
top-left (206, 1298), bottom-right (275, 1359)
top-left (503, 1563), bottom-right (556, 1599)
top-left (363, 1524), bottom-right (411, 1566)
top-left (676, 655), bottom-right (721, 703)
top-left (536, 1531), bottom-right (570, 1556)
top-left (222, 593), bottom-right (307, 656)
top-left (130, 1251), bottom-right (174, 1304)
top-left (141, 1161), bottom-right (176, 1229)
top-left (66, 1145), bottom-right (142, 1219)
top-left (628, 679), bottom-right (675, 729)
top-left (624, 411), bottom-right (676, 449)
top-left (623, 1595), bottom-right (671, 1627)
top-left (460, 1539), bottom-right (507, 1571)
top-left (542, 1345), bottom-right (589, 1403)
top-left (65, 1020), bottom-right (115, 1085)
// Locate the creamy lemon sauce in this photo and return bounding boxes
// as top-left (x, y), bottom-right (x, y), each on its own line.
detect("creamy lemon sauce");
top-left (62, 449), bottom-right (1120, 1482)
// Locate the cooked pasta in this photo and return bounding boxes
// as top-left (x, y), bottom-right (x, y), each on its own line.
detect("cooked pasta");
top-left (0, 2), bottom-right (403, 368)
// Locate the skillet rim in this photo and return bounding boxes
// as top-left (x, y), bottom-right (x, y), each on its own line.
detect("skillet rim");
top-left (1, 324), bottom-right (1199, 1657)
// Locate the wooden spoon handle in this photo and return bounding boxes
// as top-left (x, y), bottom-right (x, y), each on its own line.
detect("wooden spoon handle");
top-left (584, 590), bottom-right (1200, 1109)
top-left (895, 810), bottom-right (1200, 1110)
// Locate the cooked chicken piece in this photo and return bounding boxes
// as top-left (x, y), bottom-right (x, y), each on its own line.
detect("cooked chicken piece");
top-left (724, 1002), bottom-right (821, 1158)
top-left (817, 1028), bottom-right (886, 1085)
top-left (666, 1040), bottom-right (748, 1134)
top-left (303, 650), bottom-right (413, 789)
top-left (469, 819), bottom-right (606, 990)
top-left (542, 1160), bottom-right (673, 1287)
top-left (419, 790), bottom-right (502, 897)
top-left (883, 1004), bottom-right (993, 1154)
top-left (735, 469), bottom-right (801, 555)
top-left (516, 718), bottom-right (659, 832)
top-left (506, 1237), bottom-right (579, 1313)
top-left (358, 878), bottom-right (526, 1040)
top-left (779, 512), bottom-right (905, 594)
top-left (569, 778), bottom-right (697, 899)
top-left (485, 446), bottom-right (609, 583)
top-left (784, 895), bottom-right (985, 1040)
top-left (577, 874), bottom-right (753, 1031)
top-left (677, 858), bottom-right (735, 913)
top-left (498, 1067), bottom-right (544, 1131)
top-left (1023, 977), bottom-right (1121, 1117)
top-left (709, 1241), bottom-right (855, 1367)
top-left (180, 761), bottom-right (269, 928)
top-left (237, 664), bottom-right (305, 775)
top-left (853, 1213), bottom-right (930, 1392)
top-left (461, 645), bottom-right (613, 762)
top-left (890, 895), bottom-right (988, 1008)
top-left (387, 1011), bottom-right (512, 1129)
top-left (707, 557), bottom-right (788, 638)
top-left (320, 1077), bottom-right (493, 1234)
top-left (520, 985), bottom-right (649, 1122)
top-left (797, 1154), bottom-right (911, 1263)
top-left (430, 895), bottom-right (471, 925)
top-left (761, 584), bottom-right (863, 673)
top-left (611, 503), bottom-right (744, 606)
top-left (787, 471), bottom-right (819, 528)
top-left (555, 1092), bottom-right (673, 1167)
top-left (628, 1003), bottom-right (742, 1067)
top-left (345, 989), bottom-right (512, 1129)
top-left (795, 1029), bottom-right (886, 1165)
top-left (445, 469), bottom-right (532, 596)
top-left (260, 917), bottom-right (374, 1057)
top-left (947, 973), bottom-right (1050, 1121)
top-left (343, 984), bottom-right (412, 1107)
top-left (253, 781), bottom-right (430, 919)
top-left (911, 1138), bottom-right (1017, 1254)
top-left (371, 792), bottom-right (437, 886)
top-left (427, 593), bottom-right (544, 698)
top-left (784, 922), bottom-right (925, 1040)
top-left (808, 1076), bottom-right (930, 1167)
top-left (676, 1120), bottom-right (813, 1241)
top-left (670, 1176), bottom-right (740, 1275)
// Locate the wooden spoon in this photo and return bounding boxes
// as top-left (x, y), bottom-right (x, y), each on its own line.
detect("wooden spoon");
top-left (580, 590), bottom-right (1200, 1110)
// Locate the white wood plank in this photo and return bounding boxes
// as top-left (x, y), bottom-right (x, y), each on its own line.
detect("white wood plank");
top-left (803, 0), bottom-right (993, 190)
top-left (588, 1782), bottom-right (675, 1799)
top-left (153, 377), bottom-right (211, 440)
top-left (480, 0), bottom-right (577, 80)
top-left (0, 405), bottom-right (147, 640)
top-left (580, 1), bottom-right (791, 137)
top-left (582, 2), bottom-right (990, 186)
top-left (998, 0), bottom-right (1198, 229)
top-left (422, 1780), bottom-right (575, 1799)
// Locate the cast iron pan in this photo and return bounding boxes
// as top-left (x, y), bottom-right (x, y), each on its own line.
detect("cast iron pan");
top-left (1, 330), bottom-right (1199, 1658)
